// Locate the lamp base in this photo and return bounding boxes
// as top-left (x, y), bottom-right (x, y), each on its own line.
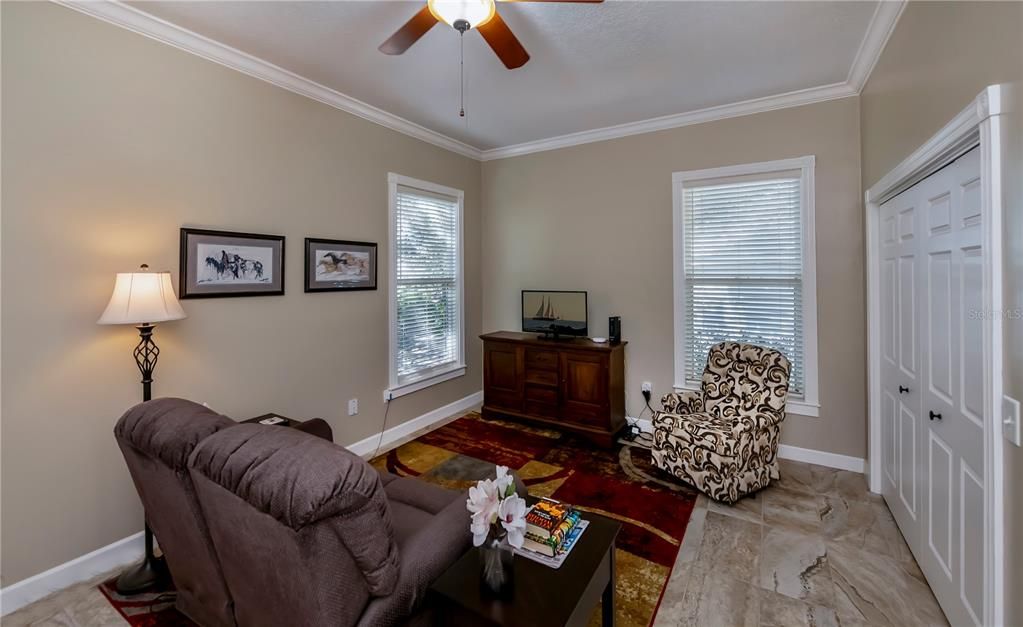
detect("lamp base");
top-left (114, 553), bottom-right (168, 595)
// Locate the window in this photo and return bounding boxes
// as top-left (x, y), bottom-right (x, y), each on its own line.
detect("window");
top-left (672, 157), bottom-right (819, 416)
top-left (387, 173), bottom-right (465, 399)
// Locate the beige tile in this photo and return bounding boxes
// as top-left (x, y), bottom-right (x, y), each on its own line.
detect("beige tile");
top-left (674, 566), bottom-right (760, 627)
top-left (825, 470), bottom-right (876, 504)
top-left (775, 460), bottom-right (834, 496)
top-left (763, 486), bottom-right (825, 536)
top-left (65, 590), bottom-right (127, 626)
top-left (758, 526), bottom-right (833, 607)
top-left (709, 492), bottom-right (764, 524)
top-left (27, 608), bottom-right (79, 627)
top-left (758, 588), bottom-right (839, 627)
top-left (696, 511), bottom-right (762, 584)
top-left (818, 496), bottom-right (889, 553)
top-left (828, 541), bottom-right (947, 626)
top-left (871, 501), bottom-right (915, 562)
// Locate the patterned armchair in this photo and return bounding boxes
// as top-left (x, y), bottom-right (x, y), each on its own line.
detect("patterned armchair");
top-left (651, 342), bottom-right (791, 503)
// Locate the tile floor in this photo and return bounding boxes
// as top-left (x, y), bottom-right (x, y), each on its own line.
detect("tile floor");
top-left (652, 459), bottom-right (948, 627)
top-left (4, 460), bottom-right (947, 627)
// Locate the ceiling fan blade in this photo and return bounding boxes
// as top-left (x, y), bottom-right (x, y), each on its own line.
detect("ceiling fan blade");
top-left (379, 5), bottom-right (438, 55)
top-left (477, 13), bottom-right (530, 69)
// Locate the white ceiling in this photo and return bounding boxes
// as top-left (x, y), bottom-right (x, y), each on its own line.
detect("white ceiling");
top-left (117, 0), bottom-right (883, 153)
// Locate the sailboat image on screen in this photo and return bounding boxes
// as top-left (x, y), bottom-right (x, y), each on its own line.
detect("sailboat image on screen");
top-left (532, 295), bottom-right (561, 321)
top-left (521, 290), bottom-right (588, 338)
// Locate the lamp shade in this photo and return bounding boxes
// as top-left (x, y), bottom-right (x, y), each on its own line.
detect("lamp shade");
top-left (98, 267), bottom-right (186, 325)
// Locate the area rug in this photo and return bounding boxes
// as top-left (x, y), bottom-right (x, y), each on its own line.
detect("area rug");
top-left (372, 412), bottom-right (699, 627)
top-left (97, 412), bottom-right (698, 627)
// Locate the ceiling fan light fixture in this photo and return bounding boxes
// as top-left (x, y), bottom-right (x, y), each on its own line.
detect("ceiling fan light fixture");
top-left (427, 0), bottom-right (496, 30)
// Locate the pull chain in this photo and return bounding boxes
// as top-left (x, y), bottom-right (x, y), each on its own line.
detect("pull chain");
top-left (459, 32), bottom-right (465, 119)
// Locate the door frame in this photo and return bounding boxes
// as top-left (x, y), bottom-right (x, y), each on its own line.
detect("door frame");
top-left (864, 84), bottom-right (1007, 626)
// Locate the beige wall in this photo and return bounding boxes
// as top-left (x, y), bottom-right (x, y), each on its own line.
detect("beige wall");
top-left (860, 2), bottom-right (1023, 624)
top-left (1, 2), bottom-right (482, 586)
top-left (482, 97), bottom-right (865, 459)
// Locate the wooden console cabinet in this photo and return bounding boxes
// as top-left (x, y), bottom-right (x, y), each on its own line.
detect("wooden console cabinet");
top-left (481, 331), bottom-right (626, 448)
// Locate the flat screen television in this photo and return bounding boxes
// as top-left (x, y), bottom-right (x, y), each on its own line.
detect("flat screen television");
top-left (521, 290), bottom-right (588, 338)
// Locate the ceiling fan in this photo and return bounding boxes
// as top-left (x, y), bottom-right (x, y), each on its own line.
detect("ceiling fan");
top-left (379, 0), bottom-right (603, 70)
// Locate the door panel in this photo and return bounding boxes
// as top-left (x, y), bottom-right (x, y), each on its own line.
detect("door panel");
top-left (913, 146), bottom-right (984, 627)
top-left (484, 344), bottom-right (523, 412)
top-left (879, 145), bottom-right (986, 627)
top-left (559, 352), bottom-right (608, 425)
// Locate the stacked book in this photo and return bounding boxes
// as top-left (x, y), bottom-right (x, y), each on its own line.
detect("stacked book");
top-left (521, 498), bottom-right (585, 559)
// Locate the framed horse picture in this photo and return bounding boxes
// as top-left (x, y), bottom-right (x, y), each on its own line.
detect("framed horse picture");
top-left (304, 238), bottom-right (377, 292)
top-left (179, 228), bottom-right (285, 298)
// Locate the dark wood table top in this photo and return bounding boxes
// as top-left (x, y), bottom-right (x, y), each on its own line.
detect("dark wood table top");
top-left (429, 509), bottom-right (621, 627)
top-left (480, 331), bottom-right (627, 351)
top-left (242, 413), bottom-right (302, 427)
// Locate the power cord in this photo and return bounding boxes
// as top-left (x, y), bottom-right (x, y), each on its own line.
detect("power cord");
top-left (622, 389), bottom-right (656, 446)
top-left (370, 393), bottom-right (392, 460)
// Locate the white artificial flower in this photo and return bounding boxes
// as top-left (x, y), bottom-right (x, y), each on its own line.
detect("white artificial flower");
top-left (467, 478), bottom-right (501, 546)
top-left (497, 494), bottom-right (527, 548)
top-left (494, 465), bottom-right (515, 497)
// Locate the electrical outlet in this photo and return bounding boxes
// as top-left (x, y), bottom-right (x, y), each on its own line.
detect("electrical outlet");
top-left (641, 382), bottom-right (652, 393)
top-left (347, 398), bottom-right (359, 416)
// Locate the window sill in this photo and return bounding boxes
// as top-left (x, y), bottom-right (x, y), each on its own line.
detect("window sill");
top-left (386, 365), bottom-right (466, 401)
top-left (671, 384), bottom-right (820, 418)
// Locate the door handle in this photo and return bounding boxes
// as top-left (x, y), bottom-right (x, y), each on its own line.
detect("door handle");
top-left (929, 410), bottom-right (942, 421)
top-left (899, 386), bottom-right (909, 394)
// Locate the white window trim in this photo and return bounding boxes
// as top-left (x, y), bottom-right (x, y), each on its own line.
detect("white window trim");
top-left (385, 172), bottom-right (466, 401)
top-left (671, 156), bottom-right (820, 418)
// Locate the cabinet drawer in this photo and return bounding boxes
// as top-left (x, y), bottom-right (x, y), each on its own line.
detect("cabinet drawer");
top-left (525, 400), bottom-right (559, 420)
top-left (525, 384), bottom-right (558, 405)
top-left (525, 370), bottom-right (559, 386)
top-left (525, 349), bottom-right (558, 370)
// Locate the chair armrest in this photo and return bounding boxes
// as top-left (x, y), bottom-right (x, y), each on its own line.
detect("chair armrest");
top-left (356, 494), bottom-right (471, 627)
top-left (661, 390), bottom-right (704, 414)
top-left (734, 410), bottom-right (785, 434)
top-left (293, 418), bottom-right (332, 442)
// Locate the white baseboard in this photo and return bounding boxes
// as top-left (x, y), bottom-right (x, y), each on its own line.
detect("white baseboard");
top-left (629, 416), bottom-right (866, 473)
top-left (346, 391), bottom-right (483, 458)
top-left (0, 392), bottom-right (483, 617)
top-left (1, 531), bottom-right (144, 616)
top-left (777, 444), bottom-right (865, 473)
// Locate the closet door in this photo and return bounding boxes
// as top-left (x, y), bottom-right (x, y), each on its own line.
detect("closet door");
top-left (916, 147), bottom-right (985, 627)
top-left (878, 183), bottom-right (922, 537)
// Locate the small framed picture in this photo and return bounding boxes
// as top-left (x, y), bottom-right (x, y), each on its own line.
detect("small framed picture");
top-left (304, 238), bottom-right (378, 292)
top-left (179, 228), bottom-right (285, 298)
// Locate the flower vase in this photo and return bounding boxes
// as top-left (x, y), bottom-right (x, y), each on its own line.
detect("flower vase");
top-left (479, 533), bottom-right (515, 597)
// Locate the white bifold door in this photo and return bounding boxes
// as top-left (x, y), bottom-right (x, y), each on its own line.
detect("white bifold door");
top-left (878, 146), bottom-right (986, 626)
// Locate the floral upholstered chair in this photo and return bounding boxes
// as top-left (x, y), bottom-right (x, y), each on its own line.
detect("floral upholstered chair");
top-left (651, 341), bottom-right (791, 503)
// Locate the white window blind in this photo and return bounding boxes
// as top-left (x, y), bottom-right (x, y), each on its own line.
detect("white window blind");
top-left (681, 173), bottom-right (806, 396)
top-left (394, 183), bottom-right (462, 386)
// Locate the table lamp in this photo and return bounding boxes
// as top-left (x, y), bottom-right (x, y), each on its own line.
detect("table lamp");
top-left (98, 264), bottom-right (186, 593)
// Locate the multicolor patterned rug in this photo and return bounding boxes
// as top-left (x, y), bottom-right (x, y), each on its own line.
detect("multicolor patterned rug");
top-left (97, 412), bottom-right (698, 627)
top-left (372, 413), bottom-right (699, 627)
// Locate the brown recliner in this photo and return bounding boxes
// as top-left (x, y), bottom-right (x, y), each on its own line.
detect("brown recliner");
top-left (188, 424), bottom-right (471, 627)
top-left (115, 398), bottom-right (239, 627)
top-left (115, 399), bottom-right (335, 627)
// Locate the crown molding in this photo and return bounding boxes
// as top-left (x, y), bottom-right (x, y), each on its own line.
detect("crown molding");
top-left (479, 82), bottom-right (858, 161)
top-left (846, 0), bottom-right (906, 92)
top-left (53, 0), bottom-right (484, 160)
top-left (55, 0), bottom-right (903, 163)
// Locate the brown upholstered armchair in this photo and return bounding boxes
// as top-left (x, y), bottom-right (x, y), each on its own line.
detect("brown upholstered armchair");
top-left (187, 423), bottom-right (471, 627)
top-left (114, 398), bottom-right (334, 626)
top-left (650, 341), bottom-right (791, 503)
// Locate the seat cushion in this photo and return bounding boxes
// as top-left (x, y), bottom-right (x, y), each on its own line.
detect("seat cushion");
top-left (653, 411), bottom-right (743, 458)
top-left (384, 476), bottom-right (461, 516)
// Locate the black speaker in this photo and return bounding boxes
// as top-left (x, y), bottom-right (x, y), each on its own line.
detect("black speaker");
top-left (608, 316), bottom-right (621, 344)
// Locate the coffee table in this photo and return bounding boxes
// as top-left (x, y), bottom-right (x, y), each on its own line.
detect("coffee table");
top-left (429, 510), bottom-right (621, 627)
